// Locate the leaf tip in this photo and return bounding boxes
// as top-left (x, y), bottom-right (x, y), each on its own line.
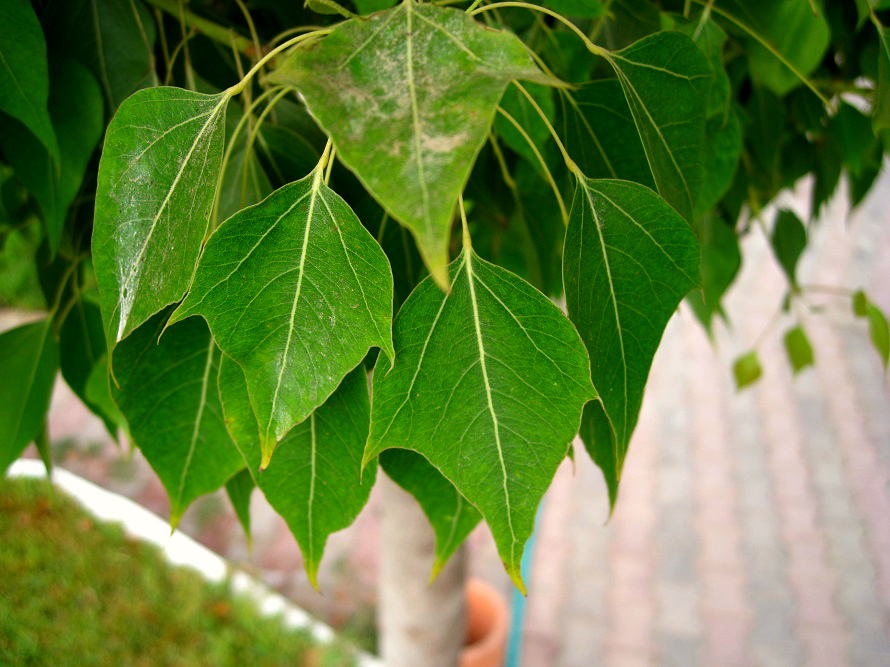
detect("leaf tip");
top-left (506, 563), bottom-right (527, 596)
top-left (305, 561), bottom-right (321, 592)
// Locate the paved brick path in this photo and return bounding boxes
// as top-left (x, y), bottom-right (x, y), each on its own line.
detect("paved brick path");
top-left (26, 170), bottom-right (890, 665)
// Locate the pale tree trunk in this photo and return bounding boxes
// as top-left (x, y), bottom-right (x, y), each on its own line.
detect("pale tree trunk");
top-left (379, 473), bottom-right (467, 666)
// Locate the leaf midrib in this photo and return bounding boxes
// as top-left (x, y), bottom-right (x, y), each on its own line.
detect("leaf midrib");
top-left (176, 336), bottom-right (215, 513)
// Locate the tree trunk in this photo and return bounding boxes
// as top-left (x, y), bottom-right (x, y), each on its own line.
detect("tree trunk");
top-left (379, 473), bottom-right (467, 666)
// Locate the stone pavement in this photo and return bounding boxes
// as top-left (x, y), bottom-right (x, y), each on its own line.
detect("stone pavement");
top-left (23, 168), bottom-right (890, 665)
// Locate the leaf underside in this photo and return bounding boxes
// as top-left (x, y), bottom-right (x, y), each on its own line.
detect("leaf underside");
top-left (170, 171), bottom-right (394, 461)
top-left (564, 178), bottom-right (700, 506)
top-left (271, 1), bottom-right (554, 287)
top-left (365, 247), bottom-right (594, 590)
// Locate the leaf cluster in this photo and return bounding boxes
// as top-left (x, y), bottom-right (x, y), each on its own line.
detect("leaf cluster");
top-left (1, 0), bottom-right (888, 590)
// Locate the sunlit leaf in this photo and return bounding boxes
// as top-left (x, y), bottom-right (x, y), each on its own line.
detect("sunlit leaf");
top-left (783, 326), bottom-right (814, 375)
top-left (271, 2), bottom-right (554, 287)
top-left (365, 247), bottom-right (594, 590)
top-left (564, 178), bottom-right (700, 506)
top-left (218, 357), bottom-right (376, 588)
top-left (93, 87), bottom-right (231, 346)
top-left (733, 349), bottom-right (763, 390)
top-left (170, 170), bottom-right (394, 464)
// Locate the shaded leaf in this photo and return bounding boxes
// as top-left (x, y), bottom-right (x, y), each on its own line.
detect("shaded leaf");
top-left (696, 109), bottom-right (742, 215)
top-left (783, 325), bottom-right (814, 374)
top-left (830, 102), bottom-right (877, 179)
top-left (270, 2), bottom-right (553, 287)
top-left (544, 0), bottom-right (605, 18)
top-left (564, 178), bottom-right (700, 506)
top-left (0, 319), bottom-right (59, 472)
top-left (225, 469), bottom-right (255, 544)
top-left (688, 213), bottom-right (740, 330)
top-left (0, 0), bottom-right (59, 160)
top-left (721, 0), bottom-right (830, 96)
top-left (558, 81), bottom-right (655, 189)
top-left (604, 31), bottom-right (712, 222)
top-left (44, 0), bottom-right (158, 114)
top-left (59, 298), bottom-right (117, 438)
top-left (675, 13), bottom-right (731, 118)
top-left (733, 349), bottom-right (762, 390)
top-left (93, 87), bottom-right (231, 347)
top-left (218, 128), bottom-right (273, 222)
top-left (771, 209), bottom-right (806, 285)
top-left (111, 312), bottom-right (243, 525)
top-left (85, 355), bottom-right (128, 438)
top-left (494, 82), bottom-right (555, 166)
top-left (170, 170), bottom-right (394, 464)
top-left (380, 449), bottom-right (481, 578)
top-left (218, 357), bottom-right (377, 588)
top-left (365, 247), bottom-right (594, 591)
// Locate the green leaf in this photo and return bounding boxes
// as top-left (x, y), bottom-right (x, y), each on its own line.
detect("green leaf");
top-left (218, 128), bottom-right (273, 222)
top-left (59, 298), bottom-right (118, 438)
top-left (688, 213), bottom-right (740, 330)
top-left (853, 289), bottom-right (869, 317)
top-left (365, 247), bottom-right (594, 591)
top-left (558, 82), bottom-right (655, 189)
top-left (0, 58), bottom-right (103, 252)
top-left (380, 449), bottom-right (481, 579)
top-left (675, 14), bottom-right (731, 118)
top-left (85, 355), bottom-right (128, 437)
top-left (44, 0), bottom-right (158, 114)
top-left (874, 26), bottom-right (890, 147)
top-left (783, 325), bottom-right (814, 374)
top-left (34, 421), bottom-right (52, 476)
top-left (270, 2), bottom-right (554, 287)
top-left (0, 319), bottom-right (59, 473)
top-left (724, 0), bottom-right (830, 96)
top-left (544, 0), bottom-right (605, 18)
top-left (856, 297), bottom-right (890, 370)
top-left (93, 87), bottom-right (231, 347)
top-left (696, 109), bottom-right (742, 215)
top-left (352, 0), bottom-right (398, 14)
top-left (771, 209), bottom-right (806, 285)
top-left (830, 102), bottom-right (877, 179)
top-left (494, 83), bottom-right (555, 166)
top-left (733, 349), bottom-right (763, 390)
top-left (603, 31), bottom-right (712, 222)
top-left (225, 469), bottom-right (255, 545)
top-left (218, 357), bottom-right (377, 588)
top-left (170, 170), bottom-right (394, 465)
top-left (0, 0), bottom-right (59, 161)
top-left (111, 312), bottom-right (244, 525)
top-left (563, 178), bottom-right (700, 506)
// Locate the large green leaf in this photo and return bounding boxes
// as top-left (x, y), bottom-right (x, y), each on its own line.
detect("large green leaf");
top-left (44, 0), bottom-right (158, 114)
top-left (696, 109), bottom-right (742, 215)
top-left (675, 14), bottom-right (731, 119)
top-left (381, 449), bottom-right (481, 578)
top-left (93, 87), bottom-right (231, 347)
top-left (875, 25), bottom-right (890, 147)
top-left (494, 82), bottom-right (555, 166)
top-left (771, 209), bottom-right (806, 286)
top-left (170, 170), bottom-right (394, 464)
top-left (603, 31), bottom-right (712, 222)
top-left (0, 59), bottom-right (104, 252)
top-left (687, 212), bottom-right (740, 330)
top-left (365, 248), bottom-right (594, 590)
top-left (111, 312), bottom-right (243, 524)
top-left (218, 357), bottom-right (377, 588)
top-left (270, 1), bottom-right (553, 287)
top-left (558, 82), bottom-right (655, 189)
top-left (564, 179), bottom-right (699, 505)
top-left (0, 319), bottom-right (59, 473)
top-left (0, 0), bottom-right (59, 161)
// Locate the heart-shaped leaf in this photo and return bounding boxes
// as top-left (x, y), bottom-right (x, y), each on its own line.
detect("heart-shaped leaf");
top-left (270, 1), bottom-right (554, 287)
top-left (564, 178), bottom-right (699, 506)
top-left (170, 170), bottom-right (394, 464)
top-left (93, 87), bottom-right (231, 347)
top-left (218, 356), bottom-right (376, 588)
top-left (365, 248), bottom-right (594, 590)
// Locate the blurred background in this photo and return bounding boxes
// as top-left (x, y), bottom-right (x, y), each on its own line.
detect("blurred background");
top-left (3, 169), bottom-right (889, 666)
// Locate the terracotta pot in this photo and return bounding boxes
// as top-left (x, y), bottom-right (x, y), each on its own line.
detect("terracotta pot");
top-left (460, 578), bottom-right (510, 667)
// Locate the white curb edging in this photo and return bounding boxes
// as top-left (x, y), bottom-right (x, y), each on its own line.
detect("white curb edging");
top-left (7, 459), bottom-right (383, 667)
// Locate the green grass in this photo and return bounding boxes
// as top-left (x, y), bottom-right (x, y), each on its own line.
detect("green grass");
top-left (0, 477), bottom-right (356, 667)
